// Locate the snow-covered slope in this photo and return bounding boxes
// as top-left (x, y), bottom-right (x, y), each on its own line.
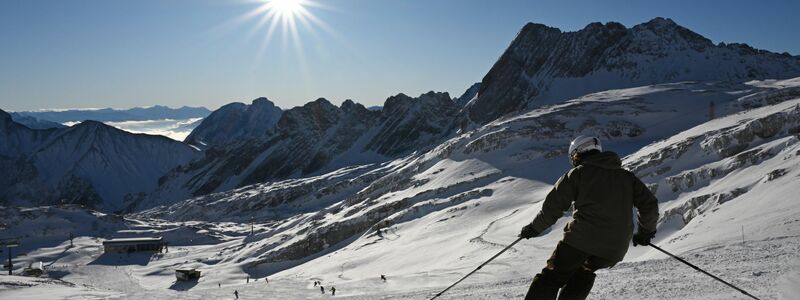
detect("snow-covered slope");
top-left (467, 17), bottom-right (800, 124)
top-left (4, 79), bottom-right (800, 299)
top-left (184, 97), bottom-right (283, 149)
top-left (130, 78), bottom-right (800, 296)
top-left (0, 110), bottom-right (201, 212)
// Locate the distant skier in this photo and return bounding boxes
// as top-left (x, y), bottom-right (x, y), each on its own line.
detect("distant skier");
top-left (380, 274), bottom-right (386, 282)
top-left (320, 286), bottom-right (325, 294)
top-left (518, 136), bottom-right (659, 300)
top-left (233, 290), bottom-right (239, 299)
top-left (264, 277), bottom-right (268, 283)
top-left (314, 280), bottom-right (318, 287)
top-left (331, 286), bottom-right (336, 296)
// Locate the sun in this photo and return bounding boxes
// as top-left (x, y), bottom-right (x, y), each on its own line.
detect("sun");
top-left (214, 0), bottom-right (338, 69)
top-left (269, 0), bottom-right (304, 18)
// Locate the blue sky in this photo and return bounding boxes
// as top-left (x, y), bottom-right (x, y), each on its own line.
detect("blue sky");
top-left (1, 0), bottom-right (798, 111)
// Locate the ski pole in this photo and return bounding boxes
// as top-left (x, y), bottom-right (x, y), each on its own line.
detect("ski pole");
top-left (430, 237), bottom-right (523, 300)
top-left (648, 243), bottom-right (761, 300)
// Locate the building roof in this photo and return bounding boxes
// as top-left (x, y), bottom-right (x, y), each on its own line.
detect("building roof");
top-left (102, 237), bottom-right (163, 245)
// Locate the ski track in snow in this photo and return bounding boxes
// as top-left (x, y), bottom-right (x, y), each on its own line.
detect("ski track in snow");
top-left (2, 236), bottom-right (797, 299)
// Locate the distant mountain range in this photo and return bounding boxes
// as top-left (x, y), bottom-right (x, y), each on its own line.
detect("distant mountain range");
top-left (13, 105), bottom-right (211, 123)
top-left (0, 109), bottom-right (200, 212)
top-left (9, 112), bottom-right (67, 129)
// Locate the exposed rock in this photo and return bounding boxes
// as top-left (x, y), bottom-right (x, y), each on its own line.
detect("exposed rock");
top-left (184, 97), bottom-right (283, 149)
top-left (468, 18), bottom-right (800, 124)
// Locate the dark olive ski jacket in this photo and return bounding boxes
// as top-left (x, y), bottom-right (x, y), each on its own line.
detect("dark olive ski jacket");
top-left (529, 151), bottom-right (659, 262)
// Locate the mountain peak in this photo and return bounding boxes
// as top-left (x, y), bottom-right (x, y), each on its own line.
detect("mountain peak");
top-left (643, 16), bottom-right (677, 27)
top-left (184, 97), bottom-right (283, 149)
top-left (467, 18), bottom-right (800, 124)
top-left (340, 99), bottom-right (366, 112)
top-left (71, 120), bottom-right (127, 135)
top-left (251, 97), bottom-right (276, 108)
top-left (311, 97), bottom-right (333, 106)
top-left (631, 17), bottom-right (712, 48)
top-left (520, 22), bottom-right (560, 36)
top-left (582, 21), bottom-right (627, 32)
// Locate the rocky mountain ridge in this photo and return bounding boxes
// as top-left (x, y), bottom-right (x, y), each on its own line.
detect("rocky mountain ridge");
top-left (141, 91), bottom-right (459, 209)
top-left (467, 17), bottom-right (800, 124)
top-left (184, 97), bottom-right (283, 149)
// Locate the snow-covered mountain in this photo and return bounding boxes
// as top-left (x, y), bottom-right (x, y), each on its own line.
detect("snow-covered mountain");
top-left (0, 109), bottom-right (201, 212)
top-left (145, 18), bottom-right (800, 209)
top-left (124, 78), bottom-right (800, 299)
top-left (5, 78), bottom-right (799, 299)
top-left (184, 97), bottom-right (283, 149)
top-left (15, 105), bottom-right (211, 123)
top-left (142, 92), bottom-right (459, 209)
top-left (467, 17), bottom-right (800, 124)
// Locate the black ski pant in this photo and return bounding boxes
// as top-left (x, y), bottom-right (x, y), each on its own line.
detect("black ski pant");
top-left (524, 241), bottom-right (617, 300)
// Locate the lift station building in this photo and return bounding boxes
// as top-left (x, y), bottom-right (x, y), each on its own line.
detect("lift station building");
top-left (102, 237), bottom-right (165, 253)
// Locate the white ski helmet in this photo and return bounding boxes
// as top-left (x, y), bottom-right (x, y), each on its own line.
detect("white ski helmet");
top-left (568, 136), bottom-right (602, 157)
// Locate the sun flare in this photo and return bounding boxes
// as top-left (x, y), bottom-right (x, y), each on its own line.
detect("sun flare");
top-left (236, 0), bottom-right (331, 53)
top-left (268, 0), bottom-right (304, 18)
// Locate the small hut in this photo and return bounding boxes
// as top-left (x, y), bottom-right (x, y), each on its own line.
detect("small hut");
top-left (175, 268), bottom-right (201, 281)
top-left (22, 262), bottom-right (45, 277)
top-left (102, 237), bottom-right (165, 253)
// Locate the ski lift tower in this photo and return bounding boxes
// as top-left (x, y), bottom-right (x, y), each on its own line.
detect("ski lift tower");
top-left (1, 238), bottom-right (21, 275)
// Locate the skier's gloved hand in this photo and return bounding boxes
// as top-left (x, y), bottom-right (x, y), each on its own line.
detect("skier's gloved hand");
top-left (519, 224), bottom-right (539, 239)
top-left (632, 229), bottom-right (656, 246)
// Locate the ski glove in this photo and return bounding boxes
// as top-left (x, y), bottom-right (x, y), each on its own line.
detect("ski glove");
top-left (519, 224), bottom-right (539, 239)
top-left (632, 229), bottom-right (656, 246)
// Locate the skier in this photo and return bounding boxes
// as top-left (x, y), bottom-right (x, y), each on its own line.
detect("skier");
top-left (314, 280), bottom-right (318, 287)
top-left (320, 286), bottom-right (325, 294)
top-left (380, 274), bottom-right (386, 281)
top-left (331, 286), bottom-right (336, 296)
top-left (265, 277), bottom-right (268, 283)
top-left (518, 136), bottom-right (659, 300)
top-left (234, 290), bottom-right (239, 299)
